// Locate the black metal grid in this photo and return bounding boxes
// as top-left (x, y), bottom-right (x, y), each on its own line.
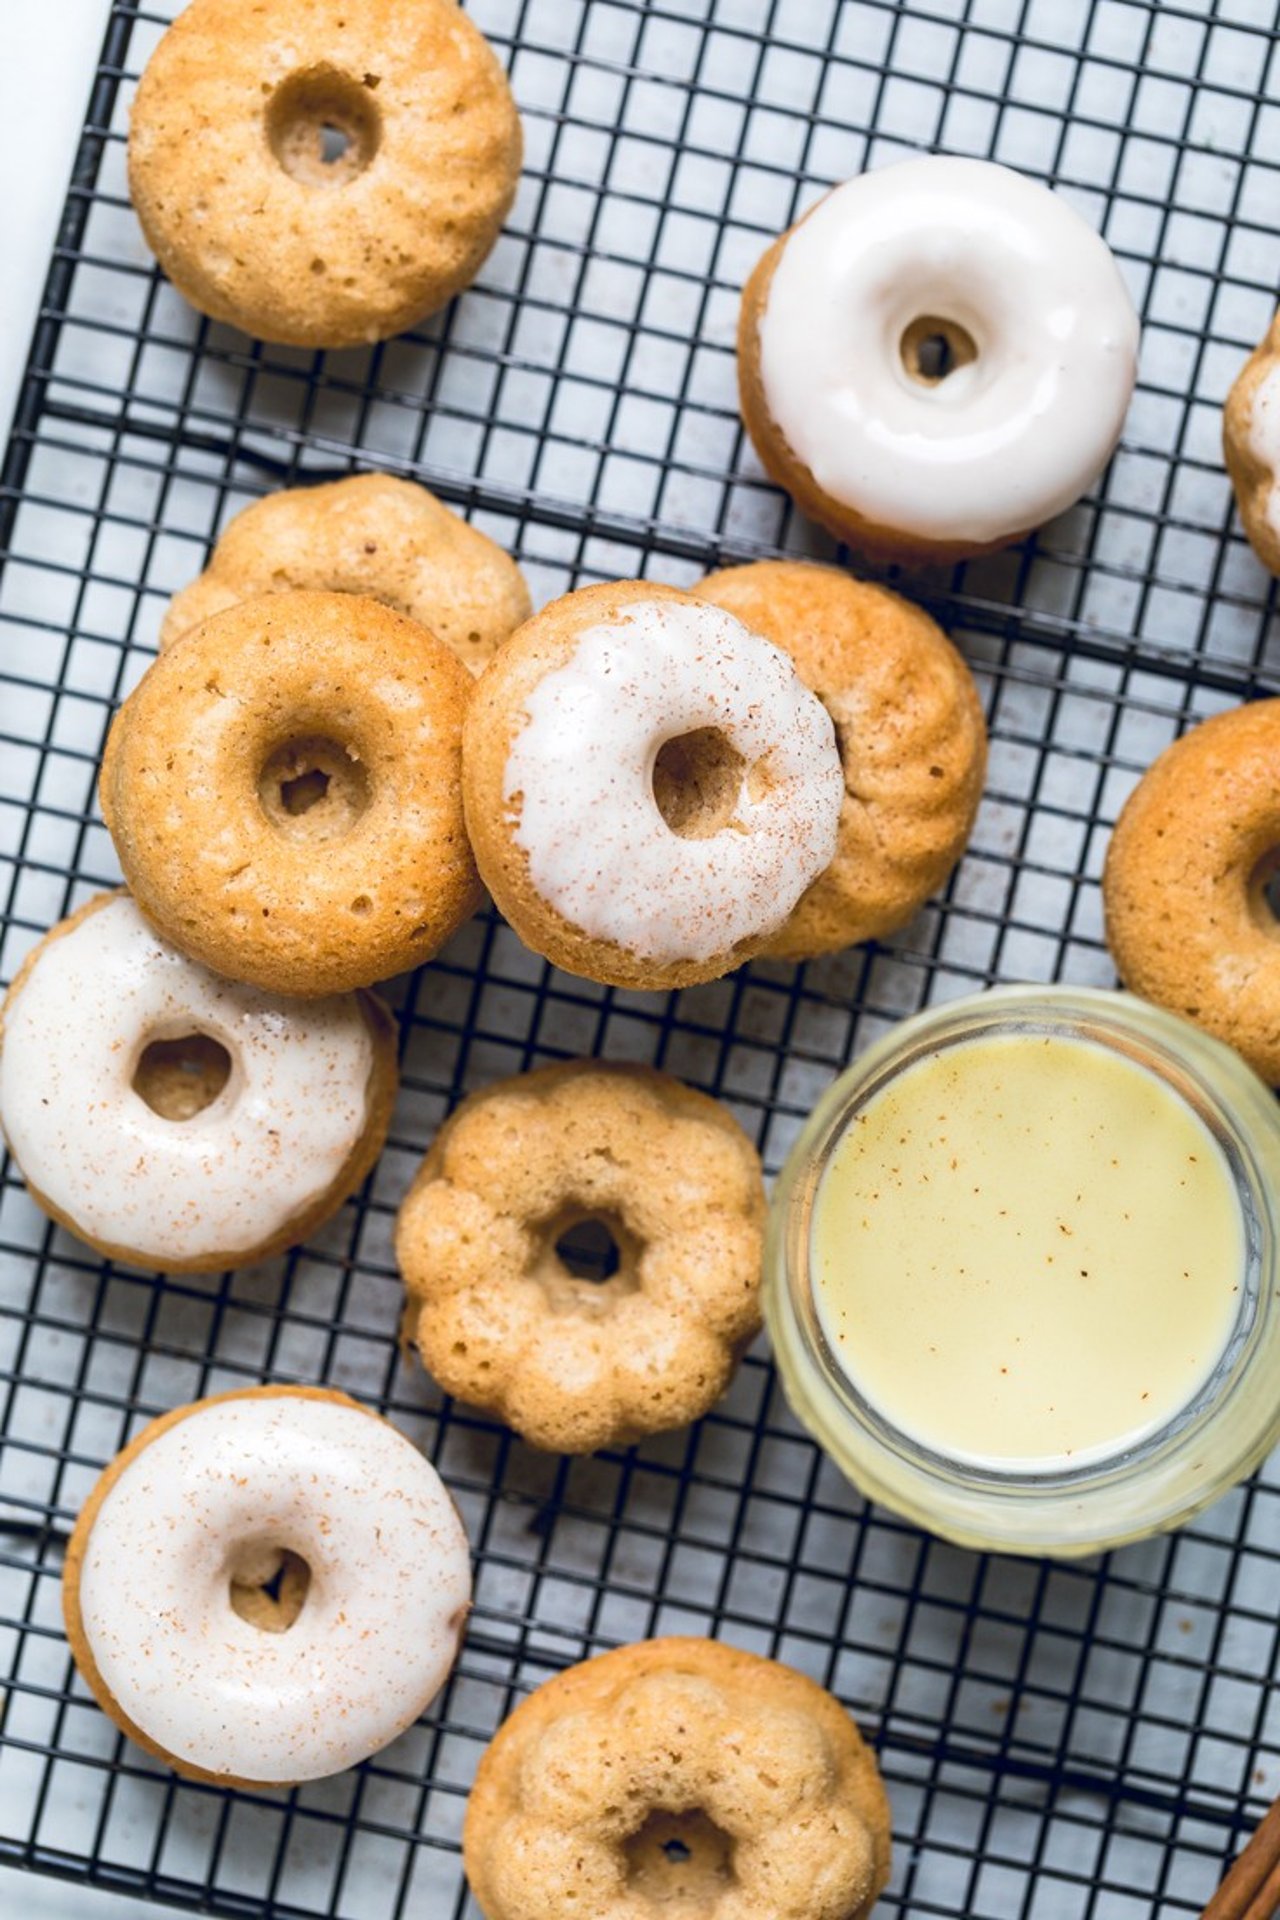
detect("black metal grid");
top-left (2, 1), bottom-right (1279, 1915)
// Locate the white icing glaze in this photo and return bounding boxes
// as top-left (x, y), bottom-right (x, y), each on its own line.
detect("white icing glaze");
top-left (1246, 362), bottom-right (1280, 538)
top-left (76, 1394), bottom-right (471, 1782)
top-left (756, 156), bottom-right (1140, 547)
top-left (503, 598), bottom-right (843, 964)
top-left (0, 895), bottom-right (376, 1265)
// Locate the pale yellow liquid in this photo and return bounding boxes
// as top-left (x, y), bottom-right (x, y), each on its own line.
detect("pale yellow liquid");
top-left (812, 1034), bottom-right (1245, 1470)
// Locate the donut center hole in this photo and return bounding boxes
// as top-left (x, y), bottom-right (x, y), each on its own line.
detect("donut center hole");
top-left (320, 124), bottom-right (350, 166)
top-left (281, 768), bottom-right (330, 814)
top-left (536, 1208), bottom-right (642, 1312)
top-left (229, 1545), bottom-right (311, 1634)
top-left (1247, 848), bottom-right (1280, 934)
top-left (901, 314), bottom-right (978, 386)
top-left (133, 1032), bottom-right (232, 1121)
top-left (624, 1809), bottom-right (735, 1906)
top-left (653, 729), bottom-right (748, 839)
top-left (266, 66), bottom-right (382, 188)
top-left (554, 1215), bottom-right (623, 1282)
top-left (259, 734), bottom-right (370, 843)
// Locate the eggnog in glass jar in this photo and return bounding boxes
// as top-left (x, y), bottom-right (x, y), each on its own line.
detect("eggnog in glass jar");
top-left (765, 986), bottom-right (1280, 1556)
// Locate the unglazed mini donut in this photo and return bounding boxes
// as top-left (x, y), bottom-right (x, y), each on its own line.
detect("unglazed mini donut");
top-left (101, 589), bottom-right (479, 995)
top-left (1224, 315), bottom-right (1280, 575)
top-left (463, 1638), bottom-right (892, 1920)
top-left (739, 156), bottom-right (1139, 563)
top-left (396, 1063), bottom-right (766, 1453)
top-left (63, 1386), bottom-right (471, 1785)
top-left (128, 0), bottom-right (522, 348)
top-left (1103, 700), bottom-right (1280, 1085)
top-left (160, 474), bottom-right (531, 674)
top-left (0, 893), bottom-right (396, 1271)
top-left (462, 582), bottom-right (843, 990)
top-left (697, 561), bottom-right (987, 960)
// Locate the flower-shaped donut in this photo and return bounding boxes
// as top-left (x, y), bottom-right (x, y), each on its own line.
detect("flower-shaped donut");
top-left (463, 1638), bottom-right (892, 1920)
top-left (394, 1063), bottom-right (766, 1452)
top-left (696, 560), bottom-right (987, 960)
top-left (159, 474), bottom-right (530, 675)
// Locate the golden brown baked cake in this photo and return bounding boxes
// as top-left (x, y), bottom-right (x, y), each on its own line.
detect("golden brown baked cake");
top-left (696, 560), bottom-right (987, 960)
top-left (395, 1062), bottom-right (766, 1452)
top-left (1223, 314), bottom-right (1280, 576)
top-left (128, 0), bottom-right (523, 348)
top-left (161, 475), bottom-right (530, 674)
top-left (463, 1637), bottom-right (892, 1920)
top-left (461, 580), bottom-right (844, 991)
top-left (100, 589), bottom-right (480, 995)
top-left (1103, 699), bottom-right (1280, 1084)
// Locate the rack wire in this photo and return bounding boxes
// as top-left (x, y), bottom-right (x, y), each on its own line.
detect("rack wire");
top-left (2, 1), bottom-right (1279, 1915)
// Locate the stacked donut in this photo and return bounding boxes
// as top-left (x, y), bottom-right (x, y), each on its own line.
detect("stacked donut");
top-left (1, 473), bottom-right (525, 1279)
top-left (2, 465), bottom-right (994, 1277)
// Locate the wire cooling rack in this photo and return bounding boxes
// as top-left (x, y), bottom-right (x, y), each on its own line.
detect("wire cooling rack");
top-left (2, 2), bottom-right (1279, 1915)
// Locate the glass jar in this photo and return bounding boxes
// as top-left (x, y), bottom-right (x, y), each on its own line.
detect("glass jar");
top-left (765, 985), bottom-right (1280, 1557)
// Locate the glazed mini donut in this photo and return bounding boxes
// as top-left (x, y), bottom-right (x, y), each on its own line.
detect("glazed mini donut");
top-left (100, 589), bottom-right (480, 996)
top-left (1103, 700), bottom-right (1280, 1085)
top-left (0, 893), bottom-right (396, 1271)
top-left (128, 0), bottom-right (522, 348)
top-left (696, 560), bottom-right (987, 960)
top-left (395, 1062), bottom-right (766, 1453)
top-left (462, 581), bottom-right (843, 990)
top-left (63, 1386), bottom-right (472, 1786)
top-left (1224, 314), bottom-right (1280, 575)
top-left (738, 156), bottom-right (1139, 563)
top-left (463, 1637), bottom-right (892, 1920)
top-left (160, 474), bottom-right (531, 675)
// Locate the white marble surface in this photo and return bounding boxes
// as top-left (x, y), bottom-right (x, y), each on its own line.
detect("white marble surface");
top-left (0, 0), bottom-right (113, 449)
top-left (0, 1874), bottom-right (185, 1920)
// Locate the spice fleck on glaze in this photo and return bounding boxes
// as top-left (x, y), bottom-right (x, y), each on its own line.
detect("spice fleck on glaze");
top-left (812, 1032), bottom-right (1244, 1469)
top-left (0, 894), bottom-right (377, 1264)
top-left (502, 598), bottom-right (843, 964)
top-left (74, 1393), bottom-right (472, 1783)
